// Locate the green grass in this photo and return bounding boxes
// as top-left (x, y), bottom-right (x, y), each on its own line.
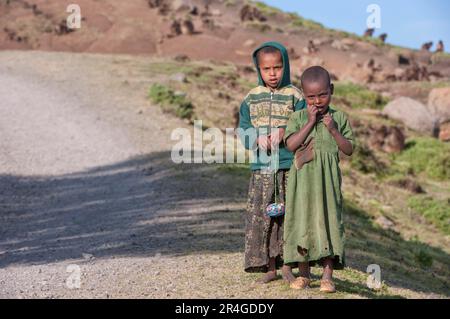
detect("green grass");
top-left (431, 52), bottom-right (450, 65)
top-left (408, 196), bottom-right (450, 235)
top-left (334, 82), bottom-right (389, 110)
top-left (145, 62), bottom-right (196, 75)
top-left (244, 21), bottom-right (272, 32)
top-left (224, 0), bottom-right (237, 7)
top-left (288, 12), bottom-right (324, 30)
top-left (407, 236), bottom-right (434, 268)
top-left (392, 137), bottom-right (450, 181)
top-left (409, 80), bottom-right (450, 90)
top-left (216, 163), bottom-right (251, 179)
top-left (343, 197), bottom-right (450, 295)
top-left (148, 84), bottom-right (194, 120)
top-left (350, 139), bottom-right (387, 175)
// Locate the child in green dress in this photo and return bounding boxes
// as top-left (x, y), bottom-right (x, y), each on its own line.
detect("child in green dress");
top-left (283, 66), bottom-right (354, 293)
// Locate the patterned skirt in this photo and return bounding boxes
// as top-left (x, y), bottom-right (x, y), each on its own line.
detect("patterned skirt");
top-left (244, 169), bottom-right (289, 273)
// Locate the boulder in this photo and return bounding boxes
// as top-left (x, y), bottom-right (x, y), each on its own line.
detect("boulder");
top-left (394, 67), bottom-right (406, 80)
top-left (427, 87), bottom-right (450, 123)
top-left (331, 39), bottom-right (349, 51)
top-left (300, 56), bottom-right (324, 68)
top-left (382, 97), bottom-right (439, 135)
top-left (243, 39), bottom-right (255, 47)
top-left (211, 9), bottom-right (222, 16)
top-left (312, 38), bottom-right (330, 46)
top-left (341, 38), bottom-right (357, 47)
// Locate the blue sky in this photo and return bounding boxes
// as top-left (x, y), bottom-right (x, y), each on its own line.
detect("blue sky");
top-left (261, 0), bottom-right (450, 52)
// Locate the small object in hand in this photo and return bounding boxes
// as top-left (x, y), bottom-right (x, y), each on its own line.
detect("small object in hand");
top-left (266, 202), bottom-right (285, 217)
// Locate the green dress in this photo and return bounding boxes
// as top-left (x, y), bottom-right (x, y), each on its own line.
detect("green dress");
top-left (283, 107), bottom-right (354, 269)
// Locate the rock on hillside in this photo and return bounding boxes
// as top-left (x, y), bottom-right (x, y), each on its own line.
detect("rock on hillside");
top-left (428, 87), bottom-right (450, 124)
top-left (382, 97), bottom-right (439, 136)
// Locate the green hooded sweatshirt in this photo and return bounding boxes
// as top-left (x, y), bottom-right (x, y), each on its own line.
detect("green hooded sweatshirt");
top-left (238, 41), bottom-right (306, 171)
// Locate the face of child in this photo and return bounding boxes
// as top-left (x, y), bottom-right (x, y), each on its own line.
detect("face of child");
top-left (302, 80), bottom-right (333, 115)
top-left (258, 51), bottom-right (283, 90)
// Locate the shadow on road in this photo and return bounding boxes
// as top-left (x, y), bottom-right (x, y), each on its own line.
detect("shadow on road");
top-left (0, 151), bottom-right (247, 268)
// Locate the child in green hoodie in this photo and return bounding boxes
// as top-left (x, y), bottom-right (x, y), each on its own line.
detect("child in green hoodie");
top-left (238, 42), bottom-right (305, 284)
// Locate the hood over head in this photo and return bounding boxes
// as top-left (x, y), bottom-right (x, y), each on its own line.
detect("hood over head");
top-left (252, 41), bottom-right (291, 89)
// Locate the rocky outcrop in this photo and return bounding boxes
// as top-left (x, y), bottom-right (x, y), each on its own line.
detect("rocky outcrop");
top-left (240, 5), bottom-right (266, 22)
top-left (428, 87), bottom-right (450, 123)
top-left (382, 97), bottom-right (439, 136)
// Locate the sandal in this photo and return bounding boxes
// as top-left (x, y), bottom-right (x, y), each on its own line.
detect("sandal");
top-left (289, 276), bottom-right (311, 290)
top-left (320, 279), bottom-right (336, 293)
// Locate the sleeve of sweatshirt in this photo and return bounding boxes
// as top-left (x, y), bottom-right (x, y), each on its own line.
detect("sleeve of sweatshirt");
top-left (238, 100), bottom-right (257, 150)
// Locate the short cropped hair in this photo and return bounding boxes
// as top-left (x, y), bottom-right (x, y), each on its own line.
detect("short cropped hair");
top-left (300, 66), bottom-right (331, 88)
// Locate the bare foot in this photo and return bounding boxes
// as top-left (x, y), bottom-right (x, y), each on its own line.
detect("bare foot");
top-left (256, 271), bottom-right (277, 284)
top-left (281, 265), bottom-right (295, 284)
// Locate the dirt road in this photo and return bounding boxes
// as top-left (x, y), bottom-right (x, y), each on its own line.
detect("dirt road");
top-left (0, 51), bottom-right (246, 298)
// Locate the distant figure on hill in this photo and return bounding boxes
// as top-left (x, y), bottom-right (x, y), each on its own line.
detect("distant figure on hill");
top-left (436, 40), bottom-right (444, 53)
top-left (169, 19), bottom-right (182, 37)
top-left (378, 33), bottom-right (387, 43)
top-left (307, 40), bottom-right (319, 54)
top-left (421, 42), bottom-right (433, 51)
top-left (363, 28), bottom-right (374, 37)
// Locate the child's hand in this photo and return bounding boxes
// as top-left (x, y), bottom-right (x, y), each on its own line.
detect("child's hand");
top-left (307, 104), bottom-right (318, 124)
top-left (323, 113), bottom-right (337, 132)
top-left (269, 128), bottom-right (285, 149)
top-left (257, 135), bottom-right (271, 151)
